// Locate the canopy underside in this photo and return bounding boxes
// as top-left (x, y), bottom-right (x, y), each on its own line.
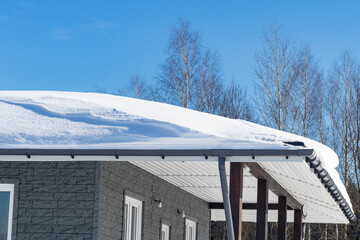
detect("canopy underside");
top-left (132, 159), bottom-right (348, 224)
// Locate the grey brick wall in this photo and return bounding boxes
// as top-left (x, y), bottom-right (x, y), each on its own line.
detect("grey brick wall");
top-left (0, 161), bottom-right (97, 240)
top-left (0, 161), bottom-right (210, 240)
top-left (96, 162), bottom-right (210, 240)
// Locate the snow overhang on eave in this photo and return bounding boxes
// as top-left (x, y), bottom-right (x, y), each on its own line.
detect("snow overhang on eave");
top-left (305, 151), bottom-right (356, 222)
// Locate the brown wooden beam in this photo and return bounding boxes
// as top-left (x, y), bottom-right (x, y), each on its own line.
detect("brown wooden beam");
top-left (209, 202), bottom-right (293, 210)
top-left (294, 209), bottom-right (303, 240)
top-left (278, 196), bottom-right (287, 240)
top-left (256, 179), bottom-right (268, 240)
top-left (246, 162), bottom-right (303, 210)
top-left (229, 162), bottom-right (244, 240)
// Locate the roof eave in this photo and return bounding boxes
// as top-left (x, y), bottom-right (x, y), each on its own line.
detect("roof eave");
top-left (306, 151), bottom-right (356, 222)
top-left (0, 148), bottom-right (314, 158)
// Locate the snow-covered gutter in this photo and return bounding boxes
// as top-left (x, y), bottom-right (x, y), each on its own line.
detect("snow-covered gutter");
top-left (306, 151), bottom-right (356, 222)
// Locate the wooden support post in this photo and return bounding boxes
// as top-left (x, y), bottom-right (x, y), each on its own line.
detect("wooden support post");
top-left (256, 179), bottom-right (268, 240)
top-left (277, 196), bottom-right (287, 240)
top-left (294, 209), bottom-right (303, 240)
top-left (247, 163), bottom-right (302, 210)
top-left (230, 162), bottom-right (244, 240)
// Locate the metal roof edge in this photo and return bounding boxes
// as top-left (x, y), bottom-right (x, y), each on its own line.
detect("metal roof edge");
top-left (306, 151), bottom-right (356, 222)
top-left (0, 148), bottom-right (314, 158)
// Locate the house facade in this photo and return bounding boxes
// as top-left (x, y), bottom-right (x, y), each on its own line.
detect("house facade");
top-left (0, 161), bottom-right (210, 240)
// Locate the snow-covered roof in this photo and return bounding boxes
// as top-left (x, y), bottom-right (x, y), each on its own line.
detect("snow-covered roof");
top-left (0, 91), bottom-right (318, 150)
top-left (0, 91), bottom-right (354, 223)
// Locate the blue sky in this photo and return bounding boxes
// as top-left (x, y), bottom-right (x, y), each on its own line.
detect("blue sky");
top-left (0, 1), bottom-right (359, 93)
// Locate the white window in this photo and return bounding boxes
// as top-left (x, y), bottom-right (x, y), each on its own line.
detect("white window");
top-left (185, 219), bottom-right (196, 240)
top-left (161, 224), bottom-right (170, 240)
top-left (123, 195), bottom-right (143, 240)
top-left (0, 184), bottom-right (14, 240)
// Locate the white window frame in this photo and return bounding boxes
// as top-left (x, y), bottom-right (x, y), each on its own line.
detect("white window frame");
top-left (123, 195), bottom-right (143, 240)
top-left (0, 184), bottom-right (14, 240)
top-left (185, 219), bottom-right (197, 240)
top-left (161, 223), bottom-right (170, 240)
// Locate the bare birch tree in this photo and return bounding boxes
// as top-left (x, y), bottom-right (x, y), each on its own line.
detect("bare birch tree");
top-left (349, 74), bottom-right (360, 190)
top-left (292, 46), bottom-right (324, 139)
top-left (195, 50), bottom-right (224, 114)
top-left (220, 80), bottom-right (253, 121)
top-left (328, 51), bottom-right (359, 186)
top-left (254, 23), bottom-right (299, 131)
top-left (117, 73), bottom-right (151, 100)
top-left (129, 73), bottom-right (149, 99)
top-left (155, 19), bottom-right (228, 116)
top-left (156, 19), bottom-right (202, 108)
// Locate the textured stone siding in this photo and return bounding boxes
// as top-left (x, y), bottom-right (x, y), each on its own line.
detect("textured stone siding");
top-left (0, 161), bottom-right (97, 240)
top-left (97, 162), bottom-right (210, 240)
top-left (0, 161), bottom-right (210, 240)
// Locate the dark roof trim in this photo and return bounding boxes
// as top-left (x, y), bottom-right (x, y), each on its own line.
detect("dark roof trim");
top-left (306, 151), bottom-right (356, 222)
top-left (0, 148), bottom-right (314, 158)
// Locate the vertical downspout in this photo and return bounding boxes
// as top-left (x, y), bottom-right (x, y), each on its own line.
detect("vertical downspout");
top-left (218, 156), bottom-right (235, 240)
top-left (302, 223), bottom-right (306, 240)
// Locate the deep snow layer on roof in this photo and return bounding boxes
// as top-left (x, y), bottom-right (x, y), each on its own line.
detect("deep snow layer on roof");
top-left (0, 91), bottom-right (352, 210)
